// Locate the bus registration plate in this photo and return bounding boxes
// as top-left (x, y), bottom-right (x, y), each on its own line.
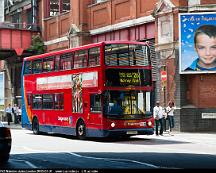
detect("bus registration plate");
top-left (126, 131), bottom-right (138, 135)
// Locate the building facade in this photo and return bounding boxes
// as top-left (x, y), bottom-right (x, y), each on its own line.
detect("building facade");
top-left (2, 0), bottom-right (216, 132)
top-left (1, 0), bottom-right (39, 116)
top-left (153, 0), bottom-right (216, 132)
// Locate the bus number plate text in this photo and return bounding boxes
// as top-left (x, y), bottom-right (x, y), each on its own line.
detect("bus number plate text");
top-left (126, 131), bottom-right (138, 135)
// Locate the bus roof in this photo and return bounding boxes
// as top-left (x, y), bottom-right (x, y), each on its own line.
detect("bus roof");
top-left (24, 41), bottom-right (149, 61)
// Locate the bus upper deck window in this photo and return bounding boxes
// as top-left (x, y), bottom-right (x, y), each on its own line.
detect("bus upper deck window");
top-left (43, 57), bottom-right (54, 72)
top-left (89, 47), bottom-right (100, 67)
top-left (60, 53), bottom-right (73, 70)
top-left (74, 50), bottom-right (87, 68)
top-left (33, 60), bottom-right (42, 74)
top-left (24, 61), bottom-right (32, 74)
top-left (55, 55), bottom-right (60, 71)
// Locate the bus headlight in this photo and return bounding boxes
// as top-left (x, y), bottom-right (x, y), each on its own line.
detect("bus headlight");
top-left (147, 121), bottom-right (152, 127)
top-left (111, 122), bottom-right (115, 128)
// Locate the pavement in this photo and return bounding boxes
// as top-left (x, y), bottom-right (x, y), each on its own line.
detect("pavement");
top-left (2, 121), bottom-right (23, 129)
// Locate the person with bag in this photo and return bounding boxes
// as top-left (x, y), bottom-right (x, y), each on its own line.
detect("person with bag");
top-left (166, 101), bottom-right (176, 135)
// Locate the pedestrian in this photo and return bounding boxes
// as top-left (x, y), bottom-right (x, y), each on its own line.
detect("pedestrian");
top-left (153, 101), bottom-right (164, 136)
top-left (5, 104), bottom-right (12, 125)
top-left (166, 101), bottom-right (175, 135)
top-left (13, 104), bottom-right (19, 124)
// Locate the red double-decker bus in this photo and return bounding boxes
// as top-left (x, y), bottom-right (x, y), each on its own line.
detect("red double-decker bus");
top-left (21, 41), bottom-right (154, 139)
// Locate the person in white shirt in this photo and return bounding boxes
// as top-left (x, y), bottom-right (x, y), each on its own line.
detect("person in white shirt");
top-left (153, 101), bottom-right (164, 136)
top-left (5, 104), bottom-right (12, 125)
top-left (166, 101), bottom-right (175, 134)
top-left (13, 104), bottom-right (19, 124)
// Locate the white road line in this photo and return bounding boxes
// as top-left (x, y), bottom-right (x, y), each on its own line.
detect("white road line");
top-left (11, 159), bottom-right (38, 168)
top-left (24, 161), bottom-right (38, 168)
top-left (68, 152), bottom-right (160, 168)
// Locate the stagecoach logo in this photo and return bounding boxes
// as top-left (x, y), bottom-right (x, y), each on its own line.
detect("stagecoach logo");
top-left (58, 116), bottom-right (69, 122)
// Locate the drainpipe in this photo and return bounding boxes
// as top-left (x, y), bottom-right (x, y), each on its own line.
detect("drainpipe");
top-left (32, 0), bottom-right (37, 30)
top-left (0, 0), bottom-right (4, 22)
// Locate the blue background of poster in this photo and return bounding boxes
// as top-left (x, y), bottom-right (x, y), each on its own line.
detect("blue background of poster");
top-left (0, 72), bottom-right (4, 105)
top-left (179, 13), bottom-right (216, 73)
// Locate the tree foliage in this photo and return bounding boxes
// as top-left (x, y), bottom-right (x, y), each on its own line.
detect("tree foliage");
top-left (28, 34), bottom-right (45, 55)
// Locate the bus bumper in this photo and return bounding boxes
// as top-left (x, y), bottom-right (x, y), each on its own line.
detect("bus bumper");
top-left (87, 128), bottom-right (154, 138)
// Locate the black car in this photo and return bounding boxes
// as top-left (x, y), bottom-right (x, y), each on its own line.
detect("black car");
top-left (0, 121), bottom-right (12, 164)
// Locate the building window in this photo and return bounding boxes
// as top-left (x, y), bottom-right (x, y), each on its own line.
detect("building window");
top-left (188, 0), bottom-right (200, 6)
top-left (161, 20), bottom-right (170, 37)
top-left (62, 0), bottom-right (70, 13)
top-left (12, 12), bottom-right (22, 29)
top-left (94, 0), bottom-right (106, 3)
top-left (158, 15), bottom-right (173, 44)
top-left (50, 0), bottom-right (59, 16)
top-left (48, 0), bottom-right (70, 17)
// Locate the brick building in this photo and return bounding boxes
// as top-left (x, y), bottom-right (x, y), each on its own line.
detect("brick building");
top-left (1, 0), bottom-right (38, 113)
top-left (152, 0), bottom-right (216, 132)
top-left (3, 0), bottom-right (216, 132)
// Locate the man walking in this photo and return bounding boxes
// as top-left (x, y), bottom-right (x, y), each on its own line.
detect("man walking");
top-left (13, 104), bottom-right (19, 124)
top-left (153, 101), bottom-right (164, 136)
top-left (5, 104), bottom-right (12, 125)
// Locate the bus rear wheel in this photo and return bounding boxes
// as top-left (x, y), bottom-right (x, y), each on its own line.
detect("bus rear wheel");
top-left (32, 118), bottom-right (40, 135)
top-left (76, 120), bottom-right (86, 140)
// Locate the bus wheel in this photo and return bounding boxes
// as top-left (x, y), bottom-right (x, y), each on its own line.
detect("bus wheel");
top-left (76, 120), bottom-right (86, 140)
top-left (32, 118), bottom-right (40, 135)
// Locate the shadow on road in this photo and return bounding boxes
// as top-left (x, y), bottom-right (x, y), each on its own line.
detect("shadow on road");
top-left (25, 131), bottom-right (190, 145)
top-left (1, 152), bottom-right (216, 169)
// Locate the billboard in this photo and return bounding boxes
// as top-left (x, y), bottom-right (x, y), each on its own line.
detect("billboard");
top-left (179, 12), bottom-right (216, 74)
top-left (0, 72), bottom-right (4, 107)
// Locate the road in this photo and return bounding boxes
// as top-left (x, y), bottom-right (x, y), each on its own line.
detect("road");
top-left (1, 128), bottom-right (216, 170)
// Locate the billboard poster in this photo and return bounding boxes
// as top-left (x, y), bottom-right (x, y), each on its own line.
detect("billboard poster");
top-left (0, 72), bottom-right (4, 107)
top-left (179, 12), bottom-right (216, 74)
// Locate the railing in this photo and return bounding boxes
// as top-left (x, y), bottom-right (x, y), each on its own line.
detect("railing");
top-left (0, 22), bottom-right (40, 31)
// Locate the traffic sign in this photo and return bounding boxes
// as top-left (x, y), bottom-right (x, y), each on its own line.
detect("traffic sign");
top-left (161, 71), bottom-right (167, 81)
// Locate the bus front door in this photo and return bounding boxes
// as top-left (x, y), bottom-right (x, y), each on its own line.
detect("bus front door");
top-left (85, 93), bottom-right (103, 130)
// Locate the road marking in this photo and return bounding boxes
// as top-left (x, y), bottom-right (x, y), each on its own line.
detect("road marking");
top-left (11, 159), bottom-right (38, 168)
top-left (68, 152), bottom-right (159, 168)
